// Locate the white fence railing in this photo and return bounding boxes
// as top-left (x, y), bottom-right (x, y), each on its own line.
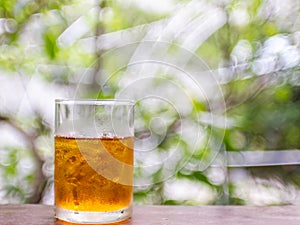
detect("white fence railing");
top-left (226, 150), bottom-right (300, 167)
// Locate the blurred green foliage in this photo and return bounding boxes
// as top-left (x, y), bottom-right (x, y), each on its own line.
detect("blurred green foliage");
top-left (0, 0), bottom-right (299, 205)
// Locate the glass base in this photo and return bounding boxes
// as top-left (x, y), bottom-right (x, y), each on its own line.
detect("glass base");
top-left (55, 206), bottom-right (132, 224)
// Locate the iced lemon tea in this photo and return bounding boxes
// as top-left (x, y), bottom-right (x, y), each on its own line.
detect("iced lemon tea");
top-left (55, 136), bottom-right (134, 212)
top-left (54, 99), bottom-right (134, 224)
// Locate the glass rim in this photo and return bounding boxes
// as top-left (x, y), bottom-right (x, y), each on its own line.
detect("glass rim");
top-left (55, 98), bottom-right (135, 106)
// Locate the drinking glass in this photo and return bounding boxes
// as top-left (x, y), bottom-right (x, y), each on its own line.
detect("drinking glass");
top-left (54, 99), bottom-right (134, 224)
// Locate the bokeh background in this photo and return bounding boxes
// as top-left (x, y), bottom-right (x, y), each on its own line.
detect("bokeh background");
top-left (0, 0), bottom-right (299, 205)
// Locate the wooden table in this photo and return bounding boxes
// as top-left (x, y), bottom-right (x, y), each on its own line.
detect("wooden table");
top-left (1, 204), bottom-right (300, 225)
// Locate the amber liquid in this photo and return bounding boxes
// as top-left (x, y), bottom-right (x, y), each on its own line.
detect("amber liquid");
top-left (54, 136), bottom-right (134, 212)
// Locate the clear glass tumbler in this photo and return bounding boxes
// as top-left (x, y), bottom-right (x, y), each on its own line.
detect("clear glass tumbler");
top-left (54, 99), bottom-right (134, 224)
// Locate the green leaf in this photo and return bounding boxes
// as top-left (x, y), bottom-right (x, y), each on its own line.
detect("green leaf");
top-left (163, 200), bottom-right (180, 205)
top-left (177, 171), bottom-right (212, 186)
top-left (44, 30), bottom-right (58, 59)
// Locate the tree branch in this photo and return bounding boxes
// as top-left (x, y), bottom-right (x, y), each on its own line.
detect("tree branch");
top-left (0, 115), bottom-right (46, 203)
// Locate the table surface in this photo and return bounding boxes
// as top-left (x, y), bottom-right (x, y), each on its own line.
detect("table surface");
top-left (1, 204), bottom-right (300, 225)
